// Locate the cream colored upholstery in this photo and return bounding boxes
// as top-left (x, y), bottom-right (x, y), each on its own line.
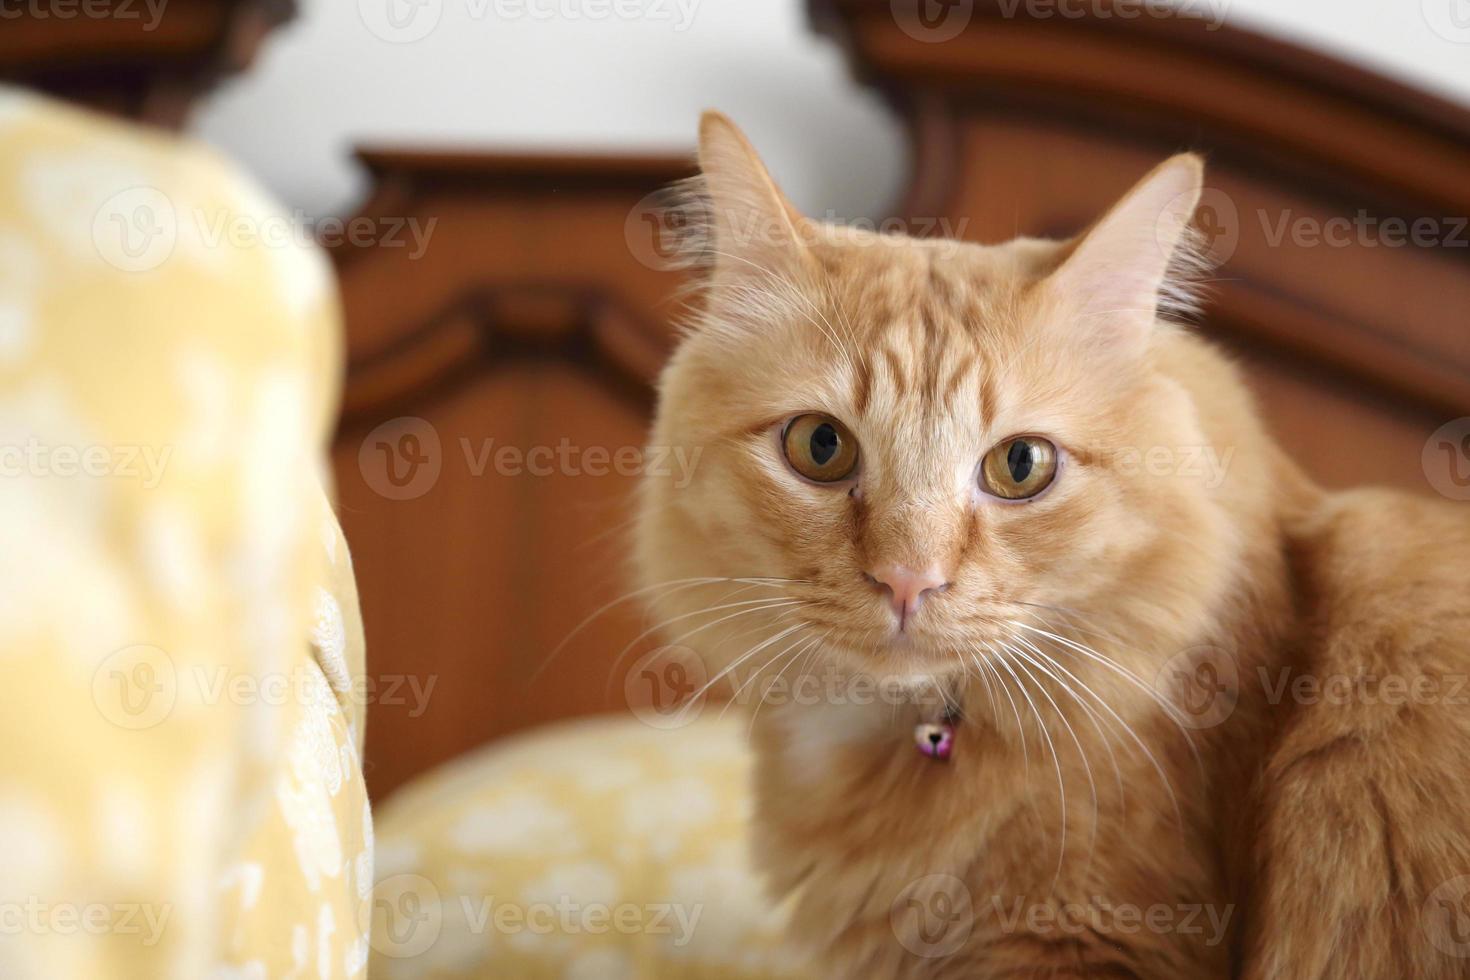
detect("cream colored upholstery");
top-left (0, 86), bottom-right (370, 978)
top-left (370, 715), bottom-right (810, 980)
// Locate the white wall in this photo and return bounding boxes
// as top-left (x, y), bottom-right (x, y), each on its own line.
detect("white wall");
top-left (192, 0), bottom-right (1470, 219)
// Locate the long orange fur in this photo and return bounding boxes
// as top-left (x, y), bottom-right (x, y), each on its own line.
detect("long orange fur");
top-left (635, 112), bottom-right (1470, 979)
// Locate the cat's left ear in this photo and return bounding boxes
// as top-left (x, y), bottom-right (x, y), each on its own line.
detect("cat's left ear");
top-left (1045, 154), bottom-right (1205, 354)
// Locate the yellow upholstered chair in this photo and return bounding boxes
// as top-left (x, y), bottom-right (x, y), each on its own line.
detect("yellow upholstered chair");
top-left (0, 85), bottom-right (370, 978)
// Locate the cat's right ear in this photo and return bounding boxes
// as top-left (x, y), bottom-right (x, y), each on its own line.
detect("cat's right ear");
top-left (695, 111), bottom-right (809, 278)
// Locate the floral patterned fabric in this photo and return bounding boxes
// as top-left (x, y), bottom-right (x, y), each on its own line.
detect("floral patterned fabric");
top-left (0, 86), bottom-right (370, 978)
top-left (370, 715), bottom-right (809, 980)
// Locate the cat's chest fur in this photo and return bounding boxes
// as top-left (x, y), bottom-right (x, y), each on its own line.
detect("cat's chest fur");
top-left (749, 690), bottom-right (1234, 978)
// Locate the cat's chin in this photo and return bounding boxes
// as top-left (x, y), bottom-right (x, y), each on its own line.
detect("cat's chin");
top-left (835, 637), bottom-right (970, 690)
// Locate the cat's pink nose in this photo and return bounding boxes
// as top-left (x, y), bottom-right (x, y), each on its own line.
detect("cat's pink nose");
top-left (864, 563), bottom-right (949, 631)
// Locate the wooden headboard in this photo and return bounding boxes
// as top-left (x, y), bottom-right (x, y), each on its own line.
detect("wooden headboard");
top-left (326, 2), bottom-right (1470, 798)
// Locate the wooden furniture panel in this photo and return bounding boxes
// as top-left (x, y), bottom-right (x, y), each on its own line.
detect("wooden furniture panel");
top-left (334, 364), bottom-right (657, 794)
top-left (328, 156), bottom-right (688, 796)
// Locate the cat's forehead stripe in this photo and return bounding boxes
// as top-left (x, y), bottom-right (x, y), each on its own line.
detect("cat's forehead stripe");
top-left (811, 235), bottom-right (1023, 427)
top-left (853, 354), bottom-right (874, 418)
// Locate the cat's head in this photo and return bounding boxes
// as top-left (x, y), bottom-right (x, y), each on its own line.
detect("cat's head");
top-left (635, 113), bottom-right (1249, 689)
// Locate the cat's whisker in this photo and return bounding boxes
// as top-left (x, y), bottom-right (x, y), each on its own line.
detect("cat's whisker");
top-left (676, 621), bottom-right (811, 724)
top-left (574, 505), bottom-right (646, 551)
top-left (533, 576), bottom-right (789, 683)
top-left (797, 629), bottom-right (829, 680)
top-left (678, 626), bottom-right (804, 725)
top-left (823, 289), bottom-right (865, 370)
top-left (720, 627), bottom-right (815, 720)
top-left (1001, 639), bottom-right (1102, 877)
top-left (1074, 306), bottom-right (1170, 320)
top-left (1012, 601), bottom-right (1129, 647)
top-left (1009, 620), bottom-right (1191, 827)
top-left (712, 609), bottom-right (812, 658)
top-left (748, 629), bottom-right (828, 736)
top-left (1005, 629), bottom-right (1127, 805)
top-left (989, 645), bottom-right (1067, 888)
top-left (972, 646), bottom-right (1029, 778)
top-left (604, 596), bottom-right (810, 699)
top-left (1013, 620), bottom-right (1198, 743)
top-left (965, 651), bottom-right (1004, 733)
top-left (1019, 634), bottom-right (1184, 831)
top-left (928, 673), bottom-right (959, 719)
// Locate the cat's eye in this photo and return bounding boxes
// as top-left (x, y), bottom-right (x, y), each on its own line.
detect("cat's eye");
top-left (782, 413), bottom-right (859, 483)
top-left (980, 436), bottom-right (1058, 500)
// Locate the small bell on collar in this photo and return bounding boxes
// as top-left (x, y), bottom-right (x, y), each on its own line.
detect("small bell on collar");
top-left (914, 721), bottom-right (955, 761)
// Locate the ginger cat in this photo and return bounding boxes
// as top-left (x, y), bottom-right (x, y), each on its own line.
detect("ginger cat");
top-left (635, 112), bottom-right (1470, 979)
